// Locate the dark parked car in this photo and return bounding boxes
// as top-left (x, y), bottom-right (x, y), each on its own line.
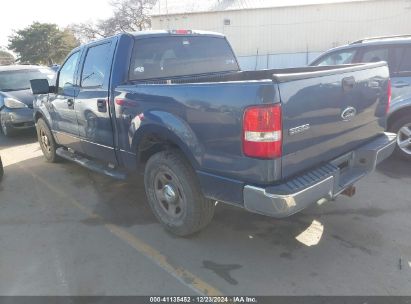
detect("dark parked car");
top-left (31, 31), bottom-right (395, 236)
top-left (0, 65), bottom-right (55, 136)
top-left (0, 156), bottom-right (3, 181)
top-left (310, 35), bottom-right (411, 160)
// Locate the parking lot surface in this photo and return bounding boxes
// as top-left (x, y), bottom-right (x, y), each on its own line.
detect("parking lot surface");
top-left (0, 131), bottom-right (410, 296)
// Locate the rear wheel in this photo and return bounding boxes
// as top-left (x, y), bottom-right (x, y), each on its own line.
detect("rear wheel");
top-left (36, 118), bottom-right (59, 163)
top-left (144, 150), bottom-right (215, 236)
top-left (389, 115), bottom-right (411, 161)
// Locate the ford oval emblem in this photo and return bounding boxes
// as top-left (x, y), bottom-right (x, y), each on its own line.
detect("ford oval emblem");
top-left (341, 106), bottom-right (357, 121)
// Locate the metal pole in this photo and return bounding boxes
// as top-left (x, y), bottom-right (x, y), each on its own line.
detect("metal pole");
top-left (255, 48), bottom-right (259, 71)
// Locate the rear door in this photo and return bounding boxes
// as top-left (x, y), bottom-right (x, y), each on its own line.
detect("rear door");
top-left (357, 44), bottom-right (411, 101)
top-left (75, 39), bottom-right (118, 164)
top-left (390, 45), bottom-right (411, 100)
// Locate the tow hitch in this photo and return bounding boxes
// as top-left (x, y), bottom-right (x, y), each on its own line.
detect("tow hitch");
top-left (341, 185), bottom-right (356, 197)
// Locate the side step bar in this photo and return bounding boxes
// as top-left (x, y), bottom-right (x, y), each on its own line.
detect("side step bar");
top-left (56, 148), bottom-right (127, 180)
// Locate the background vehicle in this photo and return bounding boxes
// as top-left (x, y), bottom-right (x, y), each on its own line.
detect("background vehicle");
top-left (0, 65), bottom-right (55, 136)
top-left (310, 35), bottom-right (411, 160)
top-left (0, 156), bottom-right (3, 181)
top-left (31, 31), bottom-right (395, 236)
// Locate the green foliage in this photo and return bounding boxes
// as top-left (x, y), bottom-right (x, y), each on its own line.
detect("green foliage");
top-left (8, 22), bottom-right (79, 65)
top-left (0, 49), bottom-right (15, 65)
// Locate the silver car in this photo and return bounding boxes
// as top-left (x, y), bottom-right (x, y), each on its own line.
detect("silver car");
top-left (0, 65), bottom-right (55, 136)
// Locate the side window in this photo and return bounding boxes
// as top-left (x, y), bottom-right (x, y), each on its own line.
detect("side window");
top-left (315, 49), bottom-right (357, 66)
top-left (397, 46), bottom-right (411, 75)
top-left (360, 47), bottom-right (396, 74)
top-left (81, 43), bottom-right (111, 88)
top-left (361, 47), bottom-right (390, 63)
top-left (58, 52), bottom-right (80, 94)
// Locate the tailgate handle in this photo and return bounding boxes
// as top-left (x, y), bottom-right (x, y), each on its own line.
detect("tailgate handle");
top-left (342, 76), bottom-right (355, 91)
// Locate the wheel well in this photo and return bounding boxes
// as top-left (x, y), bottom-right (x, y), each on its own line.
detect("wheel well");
top-left (34, 111), bottom-right (44, 122)
top-left (387, 107), bottom-right (411, 130)
top-left (137, 133), bottom-right (181, 169)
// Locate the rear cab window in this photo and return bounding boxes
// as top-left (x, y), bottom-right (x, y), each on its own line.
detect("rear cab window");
top-left (129, 36), bottom-right (239, 80)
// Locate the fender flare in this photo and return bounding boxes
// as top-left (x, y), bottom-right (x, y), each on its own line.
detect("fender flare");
top-left (130, 111), bottom-right (204, 169)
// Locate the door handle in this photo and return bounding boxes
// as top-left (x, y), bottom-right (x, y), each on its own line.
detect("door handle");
top-left (67, 98), bottom-right (74, 109)
top-left (97, 99), bottom-right (107, 113)
top-left (392, 81), bottom-right (410, 88)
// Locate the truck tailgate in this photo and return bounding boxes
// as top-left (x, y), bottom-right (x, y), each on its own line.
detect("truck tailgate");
top-left (278, 63), bottom-right (390, 179)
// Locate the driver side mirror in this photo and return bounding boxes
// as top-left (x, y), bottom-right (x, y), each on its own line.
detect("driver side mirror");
top-left (30, 79), bottom-right (51, 94)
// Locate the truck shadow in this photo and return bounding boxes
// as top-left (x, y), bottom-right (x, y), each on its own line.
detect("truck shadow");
top-left (2, 156), bottom-right (383, 265)
top-left (376, 156), bottom-right (411, 179)
top-left (50, 159), bottom-right (319, 252)
top-left (76, 172), bottom-right (158, 227)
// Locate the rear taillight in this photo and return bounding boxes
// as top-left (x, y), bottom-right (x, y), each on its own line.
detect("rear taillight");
top-left (242, 104), bottom-right (282, 159)
top-left (170, 29), bottom-right (192, 35)
top-left (386, 79), bottom-right (391, 114)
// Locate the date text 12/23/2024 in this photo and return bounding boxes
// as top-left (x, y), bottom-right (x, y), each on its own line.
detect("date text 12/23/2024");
top-left (149, 297), bottom-right (257, 303)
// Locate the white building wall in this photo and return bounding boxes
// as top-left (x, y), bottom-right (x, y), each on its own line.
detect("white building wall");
top-left (151, 0), bottom-right (411, 69)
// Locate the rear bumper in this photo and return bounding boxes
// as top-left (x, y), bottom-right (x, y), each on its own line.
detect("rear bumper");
top-left (243, 132), bottom-right (396, 218)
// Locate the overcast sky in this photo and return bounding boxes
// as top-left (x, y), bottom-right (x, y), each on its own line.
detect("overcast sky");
top-left (0, 0), bottom-right (113, 49)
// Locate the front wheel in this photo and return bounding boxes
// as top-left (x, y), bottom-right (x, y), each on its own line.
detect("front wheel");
top-left (389, 116), bottom-right (411, 161)
top-left (144, 150), bottom-right (215, 236)
top-left (36, 118), bottom-right (59, 163)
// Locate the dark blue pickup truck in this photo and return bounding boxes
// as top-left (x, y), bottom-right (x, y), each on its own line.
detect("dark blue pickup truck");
top-left (31, 30), bottom-right (396, 236)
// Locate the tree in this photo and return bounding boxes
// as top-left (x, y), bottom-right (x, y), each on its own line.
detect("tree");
top-left (8, 22), bottom-right (79, 65)
top-left (71, 0), bottom-right (157, 43)
top-left (0, 49), bottom-right (15, 65)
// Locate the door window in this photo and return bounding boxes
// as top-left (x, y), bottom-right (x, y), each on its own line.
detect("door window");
top-left (314, 49), bottom-right (357, 66)
top-left (397, 46), bottom-right (411, 75)
top-left (58, 52), bottom-right (80, 94)
top-left (81, 43), bottom-right (111, 88)
top-left (361, 48), bottom-right (389, 62)
top-left (359, 47), bottom-right (399, 74)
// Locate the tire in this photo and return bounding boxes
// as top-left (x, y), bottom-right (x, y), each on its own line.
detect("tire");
top-left (0, 115), bottom-right (15, 137)
top-left (144, 149), bottom-right (215, 236)
top-left (36, 118), bottom-right (59, 163)
top-left (389, 115), bottom-right (411, 161)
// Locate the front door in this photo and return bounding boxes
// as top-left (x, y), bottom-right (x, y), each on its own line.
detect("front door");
top-left (75, 40), bottom-right (117, 164)
top-left (50, 51), bottom-right (83, 152)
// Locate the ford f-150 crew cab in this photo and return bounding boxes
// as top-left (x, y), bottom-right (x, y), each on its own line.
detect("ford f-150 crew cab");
top-left (31, 30), bottom-right (396, 236)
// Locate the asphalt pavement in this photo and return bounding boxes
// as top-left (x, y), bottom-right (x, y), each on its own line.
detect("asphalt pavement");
top-left (0, 130), bottom-right (410, 295)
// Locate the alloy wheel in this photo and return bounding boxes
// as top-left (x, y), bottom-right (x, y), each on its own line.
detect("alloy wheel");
top-left (397, 123), bottom-right (411, 155)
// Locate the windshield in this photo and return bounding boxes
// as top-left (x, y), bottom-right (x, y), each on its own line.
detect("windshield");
top-left (129, 36), bottom-right (239, 80)
top-left (0, 68), bottom-right (55, 92)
